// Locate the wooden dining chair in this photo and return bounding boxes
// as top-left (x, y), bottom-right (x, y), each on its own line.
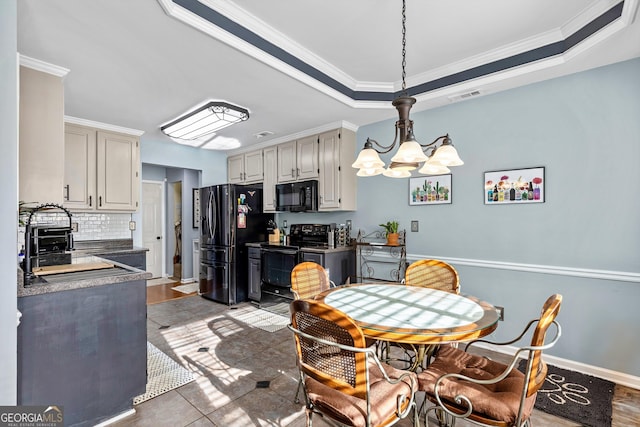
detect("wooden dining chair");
top-left (289, 299), bottom-right (419, 427)
top-left (393, 259), bottom-right (460, 370)
top-left (417, 294), bottom-right (562, 427)
top-left (290, 261), bottom-right (333, 300)
top-left (290, 261), bottom-right (333, 403)
top-left (404, 259), bottom-right (460, 294)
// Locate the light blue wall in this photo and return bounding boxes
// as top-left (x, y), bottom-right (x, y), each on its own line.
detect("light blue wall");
top-left (0, 0), bottom-right (18, 405)
top-left (140, 136), bottom-right (227, 186)
top-left (281, 58), bottom-right (640, 377)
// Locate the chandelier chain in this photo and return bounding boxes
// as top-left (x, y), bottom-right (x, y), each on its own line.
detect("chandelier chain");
top-left (401, 0), bottom-right (407, 94)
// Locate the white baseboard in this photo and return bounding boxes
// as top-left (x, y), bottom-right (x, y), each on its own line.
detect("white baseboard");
top-left (475, 342), bottom-right (640, 390)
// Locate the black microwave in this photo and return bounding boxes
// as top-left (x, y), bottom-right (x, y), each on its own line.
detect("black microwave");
top-left (275, 180), bottom-right (318, 212)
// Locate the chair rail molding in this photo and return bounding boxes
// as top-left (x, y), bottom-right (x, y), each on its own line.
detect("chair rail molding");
top-left (405, 254), bottom-right (640, 284)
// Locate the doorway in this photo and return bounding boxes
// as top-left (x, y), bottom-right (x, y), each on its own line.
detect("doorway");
top-left (142, 181), bottom-right (165, 278)
top-left (170, 182), bottom-right (183, 281)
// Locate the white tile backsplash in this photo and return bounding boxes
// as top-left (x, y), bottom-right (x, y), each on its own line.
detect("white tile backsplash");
top-left (29, 212), bottom-right (132, 241)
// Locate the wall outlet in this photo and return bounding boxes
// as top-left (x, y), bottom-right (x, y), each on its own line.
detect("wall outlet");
top-left (410, 220), bottom-right (419, 232)
top-left (496, 306), bottom-right (504, 321)
top-left (129, 221), bottom-right (136, 231)
top-left (71, 222), bottom-right (79, 232)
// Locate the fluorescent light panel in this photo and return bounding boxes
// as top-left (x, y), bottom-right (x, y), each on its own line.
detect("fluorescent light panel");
top-left (161, 100), bottom-right (249, 142)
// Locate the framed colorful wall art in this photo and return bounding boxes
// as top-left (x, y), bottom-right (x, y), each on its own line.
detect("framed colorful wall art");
top-left (409, 174), bottom-right (452, 205)
top-left (484, 167), bottom-right (545, 205)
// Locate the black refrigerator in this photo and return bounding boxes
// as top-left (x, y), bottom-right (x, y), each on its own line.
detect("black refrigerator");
top-left (199, 183), bottom-right (273, 304)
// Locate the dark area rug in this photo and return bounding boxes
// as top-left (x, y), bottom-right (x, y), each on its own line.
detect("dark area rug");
top-left (518, 360), bottom-right (614, 427)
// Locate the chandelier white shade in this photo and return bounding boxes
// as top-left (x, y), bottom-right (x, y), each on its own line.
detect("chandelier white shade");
top-left (390, 137), bottom-right (429, 164)
top-left (351, 146), bottom-right (385, 170)
top-left (430, 141), bottom-right (464, 166)
top-left (418, 157), bottom-right (451, 175)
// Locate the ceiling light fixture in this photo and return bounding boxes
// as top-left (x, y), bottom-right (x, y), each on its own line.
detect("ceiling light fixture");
top-left (352, 0), bottom-right (463, 178)
top-left (160, 100), bottom-right (249, 149)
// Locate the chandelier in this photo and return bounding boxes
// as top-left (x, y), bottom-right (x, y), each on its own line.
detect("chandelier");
top-left (352, 0), bottom-right (463, 178)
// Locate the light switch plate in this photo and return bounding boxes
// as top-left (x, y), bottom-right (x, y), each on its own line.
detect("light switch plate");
top-left (129, 221), bottom-right (136, 231)
top-left (411, 220), bottom-right (419, 232)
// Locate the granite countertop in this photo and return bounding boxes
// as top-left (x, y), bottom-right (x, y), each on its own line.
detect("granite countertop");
top-left (18, 252), bottom-right (151, 297)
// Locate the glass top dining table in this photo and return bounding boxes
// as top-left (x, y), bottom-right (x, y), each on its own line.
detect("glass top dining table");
top-left (314, 283), bottom-right (500, 345)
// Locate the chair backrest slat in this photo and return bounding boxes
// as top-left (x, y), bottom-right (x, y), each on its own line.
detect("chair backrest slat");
top-left (405, 259), bottom-right (460, 293)
top-left (291, 262), bottom-right (331, 300)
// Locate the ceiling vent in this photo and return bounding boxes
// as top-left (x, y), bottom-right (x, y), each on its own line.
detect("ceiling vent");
top-left (448, 90), bottom-right (483, 102)
top-left (253, 131), bottom-right (274, 139)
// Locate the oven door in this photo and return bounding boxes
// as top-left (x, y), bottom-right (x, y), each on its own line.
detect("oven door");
top-left (260, 247), bottom-right (298, 299)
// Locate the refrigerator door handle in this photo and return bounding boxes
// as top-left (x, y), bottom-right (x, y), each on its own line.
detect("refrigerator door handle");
top-left (208, 190), bottom-right (215, 239)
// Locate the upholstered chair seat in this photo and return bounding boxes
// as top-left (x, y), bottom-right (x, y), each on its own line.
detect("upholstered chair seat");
top-left (418, 345), bottom-right (536, 425)
top-left (417, 294), bottom-right (562, 427)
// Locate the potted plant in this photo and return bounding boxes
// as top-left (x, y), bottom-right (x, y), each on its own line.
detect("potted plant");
top-left (379, 220), bottom-right (400, 245)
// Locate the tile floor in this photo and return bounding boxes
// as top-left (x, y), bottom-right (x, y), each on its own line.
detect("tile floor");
top-left (112, 295), bottom-right (640, 427)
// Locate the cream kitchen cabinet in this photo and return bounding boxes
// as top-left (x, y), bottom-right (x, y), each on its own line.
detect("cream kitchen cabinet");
top-left (262, 146), bottom-right (277, 212)
top-left (64, 124), bottom-right (96, 209)
top-left (64, 123), bottom-right (140, 212)
top-left (227, 150), bottom-right (263, 184)
top-left (318, 128), bottom-right (357, 211)
top-left (19, 66), bottom-right (65, 205)
top-left (276, 135), bottom-right (318, 183)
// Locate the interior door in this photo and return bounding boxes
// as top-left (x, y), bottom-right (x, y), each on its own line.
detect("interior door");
top-left (142, 181), bottom-right (164, 278)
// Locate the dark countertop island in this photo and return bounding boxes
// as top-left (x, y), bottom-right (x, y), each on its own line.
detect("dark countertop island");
top-left (17, 250), bottom-right (151, 427)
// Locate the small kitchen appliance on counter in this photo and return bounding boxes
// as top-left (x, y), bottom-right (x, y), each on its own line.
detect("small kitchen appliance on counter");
top-left (23, 203), bottom-right (74, 285)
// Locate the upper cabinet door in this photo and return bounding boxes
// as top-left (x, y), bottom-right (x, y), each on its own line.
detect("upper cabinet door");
top-left (244, 150), bottom-right (264, 183)
top-left (96, 131), bottom-right (139, 211)
top-left (263, 146), bottom-right (277, 212)
top-left (318, 128), bottom-right (357, 211)
top-left (19, 66), bottom-right (65, 206)
top-left (296, 135), bottom-right (319, 180)
top-left (64, 124), bottom-right (96, 210)
top-left (277, 140), bottom-right (297, 183)
top-left (277, 137), bottom-right (319, 183)
top-left (318, 129), bottom-right (340, 209)
top-left (227, 154), bottom-right (244, 183)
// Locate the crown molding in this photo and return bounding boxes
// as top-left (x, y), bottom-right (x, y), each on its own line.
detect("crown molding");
top-left (64, 116), bottom-right (145, 136)
top-left (19, 54), bottom-right (70, 77)
top-left (159, 0), bottom-right (631, 106)
top-left (198, 0), bottom-right (359, 90)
